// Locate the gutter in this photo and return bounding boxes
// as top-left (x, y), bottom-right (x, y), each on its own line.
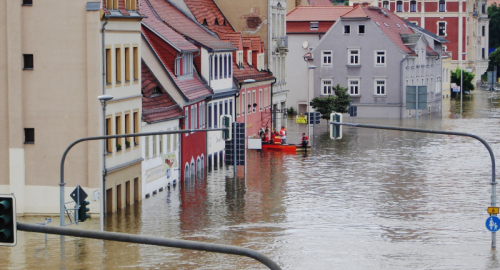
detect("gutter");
top-left (400, 54), bottom-right (410, 119)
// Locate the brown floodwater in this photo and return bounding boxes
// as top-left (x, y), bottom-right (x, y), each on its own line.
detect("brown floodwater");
top-left (2, 89), bottom-right (500, 269)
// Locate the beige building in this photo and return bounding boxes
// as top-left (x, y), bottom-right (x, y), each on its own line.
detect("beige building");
top-left (0, 0), bottom-right (143, 216)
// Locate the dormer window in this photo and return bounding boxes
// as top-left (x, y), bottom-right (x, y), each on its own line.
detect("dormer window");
top-left (202, 19), bottom-right (208, 26)
top-left (182, 53), bottom-right (193, 77)
top-left (125, 0), bottom-right (136, 11)
top-left (310, 22), bottom-right (319, 31)
top-left (214, 18), bottom-right (219, 26)
top-left (247, 50), bottom-right (252, 66)
top-left (237, 51), bottom-right (244, 67)
top-left (106, 0), bottom-right (116, 10)
top-left (152, 86), bottom-right (162, 96)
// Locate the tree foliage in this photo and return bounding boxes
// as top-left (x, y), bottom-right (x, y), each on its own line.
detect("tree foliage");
top-left (450, 68), bottom-right (475, 92)
top-left (310, 84), bottom-right (350, 120)
top-left (489, 3), bottom-right (500, 49)
top-left (487, 47), bottom-right (500, 73)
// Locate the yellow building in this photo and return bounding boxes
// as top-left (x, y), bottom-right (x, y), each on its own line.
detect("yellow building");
top-left (0, 0), bottom-right (143, 215)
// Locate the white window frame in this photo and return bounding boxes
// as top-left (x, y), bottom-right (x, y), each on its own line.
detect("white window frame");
top-left (348, 49), bottom-right (360, 65)
top-left (321, 79), bottom-right (333, 95)
top-left (348, 78), bottom-right (360, 96)
top-left (259, 89), bottom-right (263, 111)
top-left (322, 50), bottom-right (332, 66)
top-left (310, 22), bottom-right (319, 30)
top-left (437, 21), bottom-right (447, 37)
top-left (374, 79), bottom-right (387, 96)
top-left (344, 25), bottom-right (350, 34)
top-left (375, 50), bottom-right (386, 66)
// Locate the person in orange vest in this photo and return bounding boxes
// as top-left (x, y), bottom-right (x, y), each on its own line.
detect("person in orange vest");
top-left (273, 130), bottom-right (282, 144)
top-left (280, 126), bottom-right (287, 144)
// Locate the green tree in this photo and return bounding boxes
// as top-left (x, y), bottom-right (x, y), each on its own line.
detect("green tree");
top-left (310, 84), bottom-right (350, 120)
top-left (450, 68), bottom-right (475, 92)
top-left (489, 3), bottom-right (500, 49)
top-left (487, 47), bottom-right (500, 73)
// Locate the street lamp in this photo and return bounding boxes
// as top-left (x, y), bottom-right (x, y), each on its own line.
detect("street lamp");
top-left (242, 79), bottom-right (255, 178)
top-left (97, 94), bottom-right (113, 231)
top-left (460, 52), bottom-right (467, 116)
top-left (307, 65), bottom-right (316, 140)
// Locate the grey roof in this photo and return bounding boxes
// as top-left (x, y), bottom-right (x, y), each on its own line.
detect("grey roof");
top-left (404, 20), bottom-right (450, 44)
top-left (400, 33), bottom-right (421, 45)
top-left (86, 2), bottom-right (100, 11)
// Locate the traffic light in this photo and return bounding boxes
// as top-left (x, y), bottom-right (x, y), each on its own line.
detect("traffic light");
top-left (220, 115), bottom-right (232, 141)
top-left (78, 200), bottom-right (90, 222)
top-left (0, 195), bottom-right (17, 246)
top-left (330, 113), bottom-right (342, 139)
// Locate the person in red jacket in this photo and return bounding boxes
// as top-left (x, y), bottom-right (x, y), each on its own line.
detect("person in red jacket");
top-left (301, 133), bottom-right (309, 148)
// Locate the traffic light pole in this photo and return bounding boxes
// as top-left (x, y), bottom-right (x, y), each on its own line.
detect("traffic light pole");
top-left (59, 128), bottom-right (228, 229)
top-left (331, 121), bottom-right (497, 248)
top-left (17, 222), bottom-right (281, 270)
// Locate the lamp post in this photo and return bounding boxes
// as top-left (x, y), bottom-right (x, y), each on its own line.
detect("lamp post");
top-left (460, 52), bottom-right (467, 116)
top-left (243, 79), bottom-right (255, 178)
top-left (97, 94), bottom-right (113, 231)
top-left (307, 65), bottom-right (316, 140)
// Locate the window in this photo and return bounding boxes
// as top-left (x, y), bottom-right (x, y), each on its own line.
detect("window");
top-left (24, 128), bottom-right (34, 144)
top-left (106, 118), bottom-right (112, 153)
top-left (125, 0), bottom-right (136, 10)
top-left (107, 0), bottom-right (117, 10)
top-left (125, 113), bottom-right (130, 147)
top-left (167, 129), bottom-right (171, 152)
top-left (410, 0), bottom-right (416, 12)
top-left (229, 99), bottom-right (233, 115)
top-left (482, 26), bottom-right (485, 37)
top-left (159, 135), bottom-right (163, 154)
top-left (224, 54), bottom-right (228, 78)
top-left (358, 25), bottom-right (365, 34)
top-left (438, 22), bottom-right (446, 36)
top-left (439, 0), bottom-right (445, 12)
top-left (228, 54), bottom-right (232, 76)
top-left (214, 55), bottom-right (218, 78)
top-left (214, 103), bottom-right (218, 128)
top-left (482, 48), bottom-right (485, 59)
top-left (219, 101), bottom-right (223, 119)
top-left (247, 51), bottom-right (252, 66)
top-left (124, 47), bottom-right (130, 82)
top-left (116, 115), bottom-right (122, 150)
top-left (322, 51), bottom-right (332, 66)
top-left (482, 3), bottom-right (486, 13)
top-left (310, 22), bottom-right (319, 30)
top-left (396, 1), bottom-right (402, 12)
top-left (182, 53), bottom-right (193, 76)
top-left (173, 127), bottom-right (178, 151)
top-left (184, 164), bottom-right (189, 182)
top-left (106, 49), bottom-right (111, 84)
top-left (241, 92), bottom-right (245, 116)
top-left (115, 47), bottom-right (122, 84)
top-left (383, 1), bottom-right (389, 9)
top-left (133, 46), bottom-right (139, 81)
top-left (259, 90), bottom-right (263, 111)
top-left (349, 79), bottom-right (359, 95)
top-left (208, 103), bottom-right (212, 128)
top-left (224, 100), bottom-right (228, 115)
top-left (133, 111), bottom-right (139, 145)
top-left (252, 91), bottom-right (256, 112)
top-left (145, 136), bottom-right (149, 158)
top-left (219, 55), bottom-right (223, 78)
top-left (344, 25), bottom-right (350, 34)
top-left (375, 80), bottom-right (386, 95)
top-left (348, 49), bottom-right (360, 65)
top-left (375, 51), bottom-right (386, 66)
top-left (153, 135), bottom-right (157, 156)
top-left (22, 0), bottom-right (33, 5)
top-left (321, 79), bottom-right (333, 95)
top-left (23, 54), bottom-right (33, 70)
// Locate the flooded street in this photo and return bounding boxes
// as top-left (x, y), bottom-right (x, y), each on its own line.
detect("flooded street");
top-left (3, 89), bottom-right (500, 269)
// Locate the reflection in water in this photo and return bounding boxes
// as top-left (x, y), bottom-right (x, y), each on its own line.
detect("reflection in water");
top-left (2, 90), bottom-right (500, 269)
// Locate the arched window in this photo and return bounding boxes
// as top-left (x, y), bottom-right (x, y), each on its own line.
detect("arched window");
top-left (190, 161), bottom-right (196, 181)
top-left (184, 163), bottom-right (190, 182)
top-left (196, 157), bottom-right (202, 179)
top-left (439, 0), bottom-right (445, 12)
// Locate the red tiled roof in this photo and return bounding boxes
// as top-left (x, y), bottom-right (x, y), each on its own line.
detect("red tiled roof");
top-left (232, 62), bottom-right (274, 83)
top-left (142, 61), bottom-right (183, 123)
top-left (183, 0), bottom-right (234, 37)
top-left (220, 32), bottom-right (243, 50)
top-left (340, 5), bottom-right (368, 18)
top-left (287, 6), bottom-right (353, 21)
top-left (142, 26), bottom-right (213, 101)
top-left (141, 0), bottom-right (198, 52)
top-left (309, 0), bottom-right (334, 5)
top-left (145, 0), bottom-right (236, 51)
top-left (359, 7), bottom-right (415, 54)
top-left (426, 45), bottom-right (439, 56)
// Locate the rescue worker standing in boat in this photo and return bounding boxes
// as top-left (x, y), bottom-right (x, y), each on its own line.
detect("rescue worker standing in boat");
top-left (301, 133), bottom-right (309, 149)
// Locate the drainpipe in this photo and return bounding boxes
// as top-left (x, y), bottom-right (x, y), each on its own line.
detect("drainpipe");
top-left (270, 76), bottom-right (277, 133)
top-left (100, 15), bottom-right (109, 231)
top-left (400, 54), bottom-right (409, 119)
top-left (174, 53), bottom-right (182, 77)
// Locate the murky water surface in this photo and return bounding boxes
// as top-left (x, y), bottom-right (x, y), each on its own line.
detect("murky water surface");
top-left (3, 90), bottom-right (500, 269)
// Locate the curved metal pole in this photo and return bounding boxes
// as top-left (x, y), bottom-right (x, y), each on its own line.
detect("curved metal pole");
top-left (18, 222), bottom-right (281, 270)
top-left (332, 122), bottom-right (497, 247)
top-left (59, 128), bottom-right (228, 228)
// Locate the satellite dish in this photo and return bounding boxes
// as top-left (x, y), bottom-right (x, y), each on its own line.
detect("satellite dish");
top-left (302, 41), bottom-right (309, 49)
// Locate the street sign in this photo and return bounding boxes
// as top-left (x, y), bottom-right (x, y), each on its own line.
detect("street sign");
top-left (488, 207), bottom-right (499, 215)
top-left (70, 185), bottom-right (88, 204)
top-left (486, 216), bottom-right (500, 232)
